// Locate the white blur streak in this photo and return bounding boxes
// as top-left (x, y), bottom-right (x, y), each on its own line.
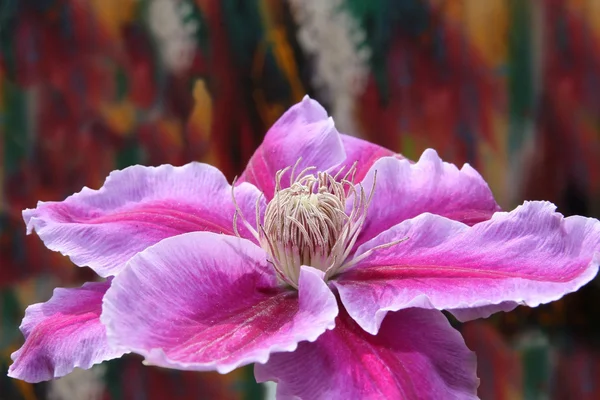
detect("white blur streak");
top-left (288, 0), bottom-right (370, 135)
top-left (48, 365), bottom-right (106, 400)
top-left (148, 0), bottom-right (198, 73)
top-left (263, 381), bottom-right (277, 400)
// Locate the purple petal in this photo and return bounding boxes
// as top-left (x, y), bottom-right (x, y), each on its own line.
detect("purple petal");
top-left (101, 232), bottom-right (338, 374)
top-left (255, 308), bottom-right (478, 400)
top-left (354, 149), bottom-right (501, 247)
top-left (337, 134), bottom-right (400, 183)
top-left (8, 281), bottom-right (124, 383)
top-left (335, 201), bottom-right (600, 334)
top-left (24, 162), bottom-right (264, 277)
top-left (239, 96), bottom-right (345, 200)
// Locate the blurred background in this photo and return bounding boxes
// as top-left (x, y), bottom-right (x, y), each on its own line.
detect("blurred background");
top-left (1, 0), bottom-right (600, 399)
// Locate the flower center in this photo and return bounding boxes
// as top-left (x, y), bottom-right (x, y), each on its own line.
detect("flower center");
top-left (260, 174), bottom-right (346, 285)
top-left (253, 162), bottom-right (371, 288)
top-left (232, 160), bottom-right (405, 289)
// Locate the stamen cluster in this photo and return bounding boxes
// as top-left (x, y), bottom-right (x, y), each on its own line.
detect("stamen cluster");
top-left (232, 159), bottom-right (403, 289)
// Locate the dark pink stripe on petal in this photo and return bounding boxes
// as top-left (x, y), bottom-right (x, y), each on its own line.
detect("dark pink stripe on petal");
top-left (352, 149), bottom-right (500, 247)
top-left (255, 308), bottom-right (478, 400)
top-left (101, 232), bottom-right (338, 373)
top-left (335, 201), bottom-right (600, 335)
top-left (70, 203), bottom-right (235, 235)
top-left (23, 162), bottom-right (264, 277)
top-left (8, 281), bottom-right (124, 383)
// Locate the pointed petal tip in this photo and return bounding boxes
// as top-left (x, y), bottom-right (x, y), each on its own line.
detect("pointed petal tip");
top-left (22, 213), bottom-right (37, 235)
top-left (6, 364), bottom-right (41, 384)
top-left (8, 281), bottom-right (123, 383)
top-left (291, 95), bottom-right (328, 120)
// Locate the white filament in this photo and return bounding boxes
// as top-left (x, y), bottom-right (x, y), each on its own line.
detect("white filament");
top-left (232, 160), bottom-right (407, 288)
top-left (257, 162), bottom-right (371, 287)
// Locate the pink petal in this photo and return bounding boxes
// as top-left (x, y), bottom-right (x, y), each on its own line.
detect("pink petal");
top-left (255, 308), bottom-right (478, 400)
top-left (24, 162), bottom-right (264, 277)
top-left (335, 201), bottom-right (600, 334)
top-left (239, 96), bottom-right (345, 200)
top-left (8, 281), bottom-right (124, 383)
top-left (337, 134), bottom-right (401, 183)
top-left (354, 149), bottom-right (501, 247)
top-left (101, 232), bottom-right (338, 374)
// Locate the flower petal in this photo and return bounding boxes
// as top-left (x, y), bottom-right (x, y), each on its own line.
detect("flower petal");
top-left (335, 201), bottom-right (600, 334)
top-left (24, 162), bottom-right (264, 277)
top-left (337, 134), bottom-right (401, 183)
top-left (239, 96), bottom-right (345, 199)
top-left (8, 281), bottom-right (124, 383)
top-left (354, 149), bottom-right (501, 246)
top-left (101, 232), bottom-right (338, 374)
top-left (255, 308), bottom-right (478, 400)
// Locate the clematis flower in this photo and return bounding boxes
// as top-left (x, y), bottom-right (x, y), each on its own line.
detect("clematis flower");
top-left (9, 97), bottom-right (600, 399)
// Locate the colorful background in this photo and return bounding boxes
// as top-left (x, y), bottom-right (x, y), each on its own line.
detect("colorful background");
top-left (1, 0), bottom-right (600, 399)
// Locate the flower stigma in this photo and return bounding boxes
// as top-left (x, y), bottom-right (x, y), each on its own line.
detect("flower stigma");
top-left (232, 159), bottom-right (408, 289)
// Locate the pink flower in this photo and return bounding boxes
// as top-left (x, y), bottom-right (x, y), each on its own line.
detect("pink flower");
top-left (9, 97), bottom-right (600, 399)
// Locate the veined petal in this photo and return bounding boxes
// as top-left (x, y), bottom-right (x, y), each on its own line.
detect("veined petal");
top-left (354, 149), bottom-right (500, 246)
top-left (102, 232), bottom-right (338, 374)
top-left (239, 96), bottom-right (346, 200)
top-left (8, 281), bottom-right (124, 383)
top-left (337, 134), bottom-right (401, 183)
top-left (24, 162), bottom-right (264, 277)
top-left (255, 308), bottom-right (478, 400)
top-left (335, 201), bottom-right (600, 334)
